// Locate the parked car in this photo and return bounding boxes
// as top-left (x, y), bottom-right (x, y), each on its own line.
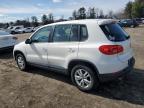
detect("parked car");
top-left (33, 26), bottom-right (41, 31)
top-left (13, 19), bottom-right (135, 91)
top-left (118, 19), bottom-right (138, 28)
top-left (24, 27), bottom-right (34, 33)
top-left (141, 18), bottom-right (144, 24)
top-left (134, 18), bottom-right (142, 24)
top-left (7, 26), bottom-right (14, 30)
top-left (7, 26), bottom-right (24, 34)
top-left (0, 30), bottom-right (17, 51)
top-left (18, 27), bottom-right (34, 33)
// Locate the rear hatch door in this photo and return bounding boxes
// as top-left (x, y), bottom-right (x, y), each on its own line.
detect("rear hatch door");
top-left (100, 22), bottom-right (133, 62)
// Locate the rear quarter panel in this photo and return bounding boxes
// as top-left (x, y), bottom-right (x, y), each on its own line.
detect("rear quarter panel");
top-left (77, 23), bottom-right (129, 74)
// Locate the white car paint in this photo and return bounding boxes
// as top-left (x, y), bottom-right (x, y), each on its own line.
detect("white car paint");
top-left (24, 27), bottom-right (34, 33)
top-left (18, 27), bottom-right (34, 34)
top-left (14, 19), bottom-right (134, 76)
top-left (7, 26), bottom-right (24, 34)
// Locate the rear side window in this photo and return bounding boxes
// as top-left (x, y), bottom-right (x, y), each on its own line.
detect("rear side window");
top-left (100, 23), bottom-right (130, 42)
top-left (80, 25), bottom-right (88, 41)
top-left (70, 25), bottom-right (79, 41)
top-left (53, 25), bottom-right (71, 42)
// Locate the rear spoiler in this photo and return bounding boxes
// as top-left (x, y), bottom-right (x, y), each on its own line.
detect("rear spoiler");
top-left (98, 19), bottom-right (118, 25)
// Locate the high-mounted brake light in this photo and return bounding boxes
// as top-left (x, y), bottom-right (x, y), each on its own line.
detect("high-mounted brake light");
top-left (99, 45), bottom-right (123, 55)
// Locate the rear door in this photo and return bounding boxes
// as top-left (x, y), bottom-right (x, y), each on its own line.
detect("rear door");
top-left (47, 24), bottom-right (79, 69)
top-left (100, 23), bottom-right (133, 62)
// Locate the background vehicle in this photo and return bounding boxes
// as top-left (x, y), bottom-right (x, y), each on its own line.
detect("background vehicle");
top-left (141, 18), bottom-right (144, 24)
top-left (118, 19), bottom-right (139, 28)
top-left (7, 26), bottom-right (24, 34)
top-left (18, 27), bottom-right (34, 33)
top-left (13, 19), bottom-right (135, 91)
top-left (33, 26), bottom-right (41, 31)
top-left (0, 30), bottom-right (17, 50)
top-left (134, 18), bottom-right (142, 24)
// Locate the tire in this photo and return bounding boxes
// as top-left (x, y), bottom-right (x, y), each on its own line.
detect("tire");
top-left (71, 65), bottom-right (99, 92)
top-left (15, 53), bottom-right (28, 71)
top-left (11, 31), bottom-right (15, 34)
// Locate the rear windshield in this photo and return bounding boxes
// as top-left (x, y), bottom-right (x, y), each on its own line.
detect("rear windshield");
top-left (0, 31), bottom-right (10, 36)
top-left (100, 23), bottom-right (130, 42)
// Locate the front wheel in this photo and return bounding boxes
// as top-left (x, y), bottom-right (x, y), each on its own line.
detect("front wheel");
top-left (16, 53), bottom-right (27, 71)
top-left (71, 65), bottom-right (99, 91)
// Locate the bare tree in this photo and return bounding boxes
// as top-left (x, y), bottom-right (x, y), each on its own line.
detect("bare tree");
top-left (72, 10), bottom-right (78, 20)
top-left (78, 7), bottom-right (86, 19)
top-left (87, 7), bottom-right (96, 19)
top-left (31, 16), bottom-right (39, 27)
top-left (95, 8), bottom-right (99, 18)
top-left (108, 10), bottom-right (114, 18)
top-left (99, 9), bottom-right (104, 18)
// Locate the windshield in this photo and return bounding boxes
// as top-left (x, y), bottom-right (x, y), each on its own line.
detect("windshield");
top-left (100, 23), bottom-right (130, 42)
top-left (0, 31), bottom-right (11, 36)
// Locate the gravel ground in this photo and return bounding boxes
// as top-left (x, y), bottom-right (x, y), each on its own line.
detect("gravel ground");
top-left (0, 27), bottom-right (144, 108)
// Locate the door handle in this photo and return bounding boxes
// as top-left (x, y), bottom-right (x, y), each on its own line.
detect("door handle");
top-left (43, 48), bottom-right (47, 52)
top-left (68, 48), bottom-right (75, 53)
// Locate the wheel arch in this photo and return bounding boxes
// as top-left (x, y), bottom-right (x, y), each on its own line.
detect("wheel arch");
top-left (67, 59), bottom-right (100, 78)
top-left (14, 50), bottom-right (26, 60)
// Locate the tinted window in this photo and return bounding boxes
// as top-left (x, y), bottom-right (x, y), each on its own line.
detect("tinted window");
top-left (70, 25), bottom-right (79, 41)
top-left (80, 25), bottom-right (88, 41)
top-left (15, 27), bottom-right (21, 29)
top-left (31, 26), bottom-right (53, 42)
top-left (100, 23), bottom-right (130, 42)
top-left (53, 25), bottom-right (71, 42)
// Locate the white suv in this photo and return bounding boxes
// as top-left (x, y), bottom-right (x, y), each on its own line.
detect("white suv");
top-left (13, 19), bottom-right (135, 91)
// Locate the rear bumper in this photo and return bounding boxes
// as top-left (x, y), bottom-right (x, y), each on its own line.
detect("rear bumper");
top-left (99, 57), bottom-right (135, 82)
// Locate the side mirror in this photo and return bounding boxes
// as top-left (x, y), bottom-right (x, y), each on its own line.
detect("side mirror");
top-left (25, 39), bottom-right (32, 44)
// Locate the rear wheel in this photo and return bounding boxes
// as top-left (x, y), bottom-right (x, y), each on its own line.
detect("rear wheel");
top-left (71, 65), bottom-right (99, 91)
top-left (16, 53), bottom-right (28, 71)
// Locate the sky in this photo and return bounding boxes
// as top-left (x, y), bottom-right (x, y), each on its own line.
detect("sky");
top-left (0, 0), bottom-right (134, 23)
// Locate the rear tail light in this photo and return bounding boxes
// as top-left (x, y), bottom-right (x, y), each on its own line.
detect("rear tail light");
top-left (99, 45), bottom-right (123, 55)
top-left (12, 37), bottom-right (18, 40)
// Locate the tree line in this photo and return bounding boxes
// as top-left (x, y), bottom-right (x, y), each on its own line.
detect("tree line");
top-left (0, 7), bottom-right (115, 29)
top-left (71, 7), bottom-right (114, 20)
top-left (0, 0), bottom-right (143, 28)
top-left (124, 0), bottom-right (144, 18)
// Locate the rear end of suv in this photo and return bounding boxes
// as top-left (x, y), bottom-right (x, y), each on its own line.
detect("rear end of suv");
top-left (13, 19), bottom-right (135, 92)
top-left (98, 21), bottom-right (135, 81)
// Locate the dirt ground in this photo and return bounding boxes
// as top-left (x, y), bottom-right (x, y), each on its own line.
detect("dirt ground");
top-left (0, 27), bottom-right (144, 108)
